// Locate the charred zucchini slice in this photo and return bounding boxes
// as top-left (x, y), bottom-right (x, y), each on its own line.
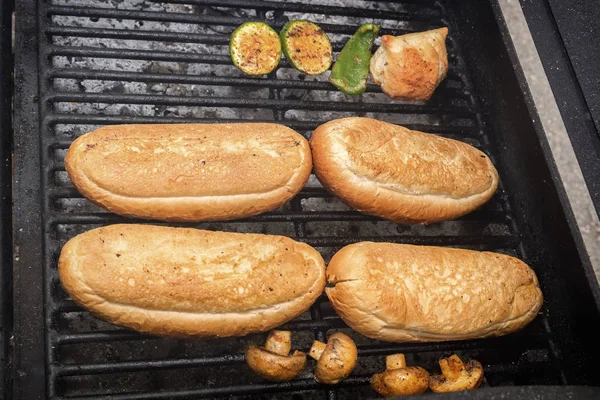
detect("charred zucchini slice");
top-left (230, 22), bottom-right (281, 76)
top-left (280, 20), bottom-right (332, 75)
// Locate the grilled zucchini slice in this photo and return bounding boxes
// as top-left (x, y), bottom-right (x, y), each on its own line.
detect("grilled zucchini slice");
top-left (280, 20), bottom-right (332, 75)
top-left (230, 22), bottom-right (281, 76)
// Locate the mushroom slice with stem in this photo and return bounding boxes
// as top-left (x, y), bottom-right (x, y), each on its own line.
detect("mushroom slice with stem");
top-left (309, 332), bottom-right (358, 384)
top-left (429, 354), bottom-right (484, 392)
top-left (245, 330), bottom-right (307, 381)
top-left (370, 353), bottom-right (429, 396)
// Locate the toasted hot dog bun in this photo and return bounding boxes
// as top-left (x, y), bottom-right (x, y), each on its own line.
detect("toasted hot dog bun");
top-left (65, 123), bottom-right (312, 221)
top-left (326, 242), bottom-right (543, 342)
top-left (59, 224), bottom-right (326, 338)
top-left (310, 117), bottom-right (498, 224)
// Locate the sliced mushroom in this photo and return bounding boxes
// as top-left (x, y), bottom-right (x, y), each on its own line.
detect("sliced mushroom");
top-left (264, 330), bottom-right (292, 355)
top-left (245, 330), bottom-right (307, 381)
top-left (429, 354), bottom-right (484, 392)
top-left (309, 332), bottom-right (357, 384)
top-left (370, 353), bottom-right (429, 397)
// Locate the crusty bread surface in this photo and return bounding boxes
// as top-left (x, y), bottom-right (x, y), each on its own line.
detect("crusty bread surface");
top-left (370, 27), bottom-right (448, 100)
top-left (310, 117), bottom-right (498, 224)
top-left (326, 242), bottom-right (543, 342)
top-left (65, 123), bottom-right (312, 221)
top-left (58, 224), bottom-right (326, 337)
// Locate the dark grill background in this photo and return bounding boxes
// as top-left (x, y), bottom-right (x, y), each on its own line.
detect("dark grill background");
top-left (12, 0), bottom-right (600, 399)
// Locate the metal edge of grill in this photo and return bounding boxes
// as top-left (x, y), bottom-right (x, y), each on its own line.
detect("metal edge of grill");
top-left (0, 0), bottom-right (13, 398)
top-left (9, 0), bottom-right (600, 399)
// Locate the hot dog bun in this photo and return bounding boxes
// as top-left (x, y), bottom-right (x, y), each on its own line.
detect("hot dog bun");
top-left (310, 117), bottom-right (498, 224)
top-left (326, 242), bottom-right (543, 342)
top-left (65, 123), bottom-right (312, 221)
top-left (59, 224), bottom-right (326, 338)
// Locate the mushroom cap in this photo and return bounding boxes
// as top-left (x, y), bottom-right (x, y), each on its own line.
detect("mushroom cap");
top-left (314, 332), bottom-right (358, 385)
top-left (371, 366), bottom-right (429, 397)
top-left (245, 345), bottom-right (307, 381)
top-left (429, 354), bottom-right (484, 392)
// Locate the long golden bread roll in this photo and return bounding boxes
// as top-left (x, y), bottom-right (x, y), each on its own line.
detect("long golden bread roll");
top-left (58, 224), bottom-right (326, 338)
top-left (65, 123), bottom-right (312, 221)
top-left (310, 117), bottom-right (499, 224)
top-left (326, 242), bottom-right (542, 342)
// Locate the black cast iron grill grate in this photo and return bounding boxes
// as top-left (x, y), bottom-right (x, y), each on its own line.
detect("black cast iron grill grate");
top-left (22, 0), bottom-right (571, 398)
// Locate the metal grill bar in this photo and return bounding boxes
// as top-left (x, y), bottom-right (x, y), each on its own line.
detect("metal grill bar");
top-left (54, 355), bottom-right (247, 376)
top-left (48, 68), bottom-right (468, 98)
top-left (49, 45), bottom-right (233, 64)
top-left (48, 26), bottom-right (231, 44)
top-left (55, 361), bottom-right (559, 400)
top-left (56, 331), bottom-right (154, 344)
top-left (260, 235), bottom-right (515, 247)
top-left (47, 5), bottom-right (250, 25)
top-left (44, 115), bottom-right (482, 136)
top-left (46, 27), bottom-right (369, 54)
top-left (54, 337), bottom-right (549, 376)
top-left (47, 5), bottom-right (440, 31)
top-left (53, 326), bottom-right (542, 347)
top-left (46, 210), bottom-right (510, 224)
top-left (47, 92), bottom-right (475, 114)
top-left (59, 377), bottom-right (372, 400)
top-left (48, 47), bottom-right (463, 81)
top-left (161, 0), bottom-right (440, 20)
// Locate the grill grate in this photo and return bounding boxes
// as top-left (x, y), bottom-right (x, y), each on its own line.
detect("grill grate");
top-left (15, 0), bottom-right (593, 398)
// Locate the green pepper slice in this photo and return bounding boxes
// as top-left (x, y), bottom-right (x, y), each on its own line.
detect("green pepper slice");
top-left (329, 23), bottom-right (380, 95)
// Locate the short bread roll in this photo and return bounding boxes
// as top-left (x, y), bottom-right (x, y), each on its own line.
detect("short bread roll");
top-left (65, 123), bottom-right (312, 221)
top-left (326, 242), bottom-right (543, 342)
top-left (59, 224), bottom-right (326, 338)
top-left (310, 117), bottom-right (498, 224)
